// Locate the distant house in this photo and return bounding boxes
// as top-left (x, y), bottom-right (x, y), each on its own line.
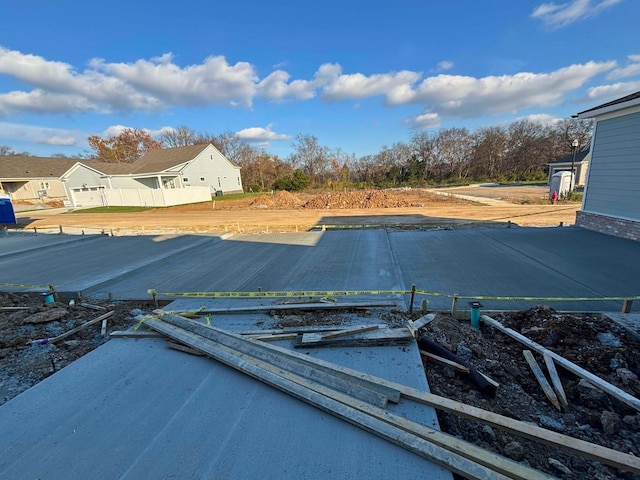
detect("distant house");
top-left (576, 91), bottom-right (640, 241)
top-left (0, 156), bottom-right (77, 203)
top-left (61, 144), bottom-right (243, 207)
top-left (547, 146), bottom-right (590, 188)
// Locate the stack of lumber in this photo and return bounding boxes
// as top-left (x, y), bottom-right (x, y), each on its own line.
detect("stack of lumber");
top-left (142, 313), bottom-right (640, 479)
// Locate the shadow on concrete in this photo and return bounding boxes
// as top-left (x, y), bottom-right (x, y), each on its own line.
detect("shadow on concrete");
top-left (313, 214), bottom-right (512, 229)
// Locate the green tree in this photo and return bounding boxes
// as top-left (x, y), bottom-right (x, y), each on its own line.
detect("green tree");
top-left (274, 169), bottom-right (311, 191)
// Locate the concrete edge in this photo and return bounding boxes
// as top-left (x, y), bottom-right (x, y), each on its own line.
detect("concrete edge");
top-left (0, 233), bottom-right (107, 259)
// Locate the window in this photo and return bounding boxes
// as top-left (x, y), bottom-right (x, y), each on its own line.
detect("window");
top-left (40, 181), bottom-right (50, 189)
top-left (217, 177), bottom-right (221, 187)
top-left (200, 177), bottom-right (205, 182)
top-left (237, 177), bottom-right (241, 185)
top-left (183, 177), bottom-right (189, 183)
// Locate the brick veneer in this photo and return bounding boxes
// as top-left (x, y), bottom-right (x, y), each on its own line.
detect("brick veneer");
top-left (576, 211), bottom-right (640, 241)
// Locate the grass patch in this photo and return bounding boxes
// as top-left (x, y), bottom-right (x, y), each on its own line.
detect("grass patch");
top-left (211, 192), bottom-right (265, 201)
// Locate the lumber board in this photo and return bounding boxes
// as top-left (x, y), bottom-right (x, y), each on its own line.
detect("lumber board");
top-left (320, 324), bottom-right (380, 339)
top-left (157, 313), bottom-right (401, 403)
top-left (482, 315), bottom-right (640, 413)
top-left (154, 314), bottom-right (640, 474)
top-left (153, 314), bottom-right (391, 408)
top-left (166, 340), bottom-right (204, 356)
top-left (0, 306), bottom-right (30, 311)
top-left (420, 350), bottom-right (470, 373)
top-left (239, 324), bottom-right (387, 336)
top-left (544, 353), bottom-right (568, 409)
top-left (31, 311), bottom-right (114, 345)
top-left (295, 327), bottom-right (413, 348)
top-left (79, 302), bottom-right (107, 311)
top-left (109, 330), bottom-right (166, 338)
top-left (408, 313), bottom-right (435, 337)
top-left (170, 301), bottom-right (397, 315)
top-left (250, 333), bottom-right (299, 342)
top-left (100, 318), bottom-right (107, 338)
top-left (146, 319), bottom-right (517, 480)
top-left (523, 350), bottom-right (561, 411)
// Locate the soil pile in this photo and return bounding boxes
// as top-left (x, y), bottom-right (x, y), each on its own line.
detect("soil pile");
top-left (419, 306), bottom-right (640, 479)
top-left (301, 190), bottom-right (420, 209)
top-left (0, 292), bottom-right (153, 405)
top-left (250, 191), bottom-right (303, 208)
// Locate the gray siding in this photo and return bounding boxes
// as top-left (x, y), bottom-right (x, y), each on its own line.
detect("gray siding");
top-left (583, 111), bottom-right (640, 221)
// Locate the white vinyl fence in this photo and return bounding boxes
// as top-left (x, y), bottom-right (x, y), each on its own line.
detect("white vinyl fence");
top-left (70, 186), bottom-right (211, 207)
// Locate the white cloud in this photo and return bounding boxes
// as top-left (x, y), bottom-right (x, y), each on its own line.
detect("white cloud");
top-left (389, 61), bottom-right (616, 119)
top-left (235, 125), bottom-right (291, 142)
top-left (436, 61), bottom-right (454, 72)
top-left (586, 81), bottom-right (640, 101)
top-left (518, 113), bottom-right (562, 125)
top-left (321, 69), bottom-right (421, 102)
top-left (607, 54), bottom-right (640, 80)
top-left (0, 121), bottom-right (83, 146)
top-left (257, 63), bottom-right (341, 101)
top-left (531, 0), bottom-right (623, 28)
top-left (406, 112), bottom-right (441, 129)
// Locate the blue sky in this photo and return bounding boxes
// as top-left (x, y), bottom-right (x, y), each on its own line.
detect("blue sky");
top-left (0, 0), bottom-right (638, 159)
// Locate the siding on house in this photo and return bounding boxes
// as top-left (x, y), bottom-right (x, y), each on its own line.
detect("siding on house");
top-left (181, 146), bottom-right (242, 194)
top-left (582, 111), bottom-right (640, 222)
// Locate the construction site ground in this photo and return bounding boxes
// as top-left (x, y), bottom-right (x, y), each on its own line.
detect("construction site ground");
top-left (2, 184), bottom-right (640, 479)
top-left (12, 185), bottom-right (580, 235)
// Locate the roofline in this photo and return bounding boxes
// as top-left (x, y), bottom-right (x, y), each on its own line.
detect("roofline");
top-left (577, 95), bottom-right (640, 119)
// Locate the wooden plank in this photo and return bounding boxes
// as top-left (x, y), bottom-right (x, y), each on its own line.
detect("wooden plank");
top-left (146, 319), bottom-right (517, 480)
top-left (420, 350), bottom-right (470, 373)
top-left (295, 328), bottom-right (412, 348)
top-left (523, 350), bottom-right (561, 411)
top-left (0, 306), bottom-right (30, 311)
top-left (477, 372), bottom-right (500, 390)
top-left (320, 325), bottom-right (380, 339)
top-left (240, 324), bottom-right (387, 336)
top-left (482, 314), bottom-right (640, 413)
top-left (544, 353), bottom-right (569, 409)
top-left (249, 333), bottom-right (299, 342)
top-left (109, 330), bottom-right (166, 338)
top-left (79, 302), bottom-right (107, 311)
top-left (153, 314), bottom-right (640, 475)
top-left (167, 340), bottom-right (204, 356)
top-left (31, 311), bottom-right (114, 345)
top-left (158, 313), bottom-right (401, 404)
top-left (100, 318), bottom-right (108, 338)
top-left (408, 313), bottom-right (435, 337)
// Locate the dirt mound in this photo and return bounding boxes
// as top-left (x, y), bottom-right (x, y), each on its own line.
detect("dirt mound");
top-left (250, 191), bottom-right (303, 208)
top-left (301, 190), bottom-right (419, 209)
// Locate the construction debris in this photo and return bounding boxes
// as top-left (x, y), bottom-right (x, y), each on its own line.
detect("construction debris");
top-left (294, 327), bottom-right (413, 348)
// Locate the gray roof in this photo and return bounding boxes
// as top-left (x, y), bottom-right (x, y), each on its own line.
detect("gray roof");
top-left (549, 146), bottom-right (590, 165)
top-left (577, 90), bottom-right (640, 116)
top-left (0, 156), bottom-right (77, 179)
top-left (125, 144), bottom-right (210, 174)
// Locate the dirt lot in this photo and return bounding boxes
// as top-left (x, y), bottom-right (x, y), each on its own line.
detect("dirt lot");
top-left (14, 187), bottom-right (580, 235)
top-left (2, 291), bottom-right (639, 479)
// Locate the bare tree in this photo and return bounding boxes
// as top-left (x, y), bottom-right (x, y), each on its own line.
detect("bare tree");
top-left (289, 134), bottom-right (330, 185)
top-left (160, 126), bottom-right (198, 148)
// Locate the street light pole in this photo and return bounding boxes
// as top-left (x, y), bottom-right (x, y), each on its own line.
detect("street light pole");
top-left (570, 139), bottom-right (579, 191)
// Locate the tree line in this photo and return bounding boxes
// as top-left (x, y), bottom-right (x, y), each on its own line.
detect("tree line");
top-left (1, 117), bottom-right (592, 191)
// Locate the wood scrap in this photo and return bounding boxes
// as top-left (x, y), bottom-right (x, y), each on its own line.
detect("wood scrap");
top-left (110, 330), bottom-right (165, 339)
top-left (420, 350), bottom-right (470, 373)
top-left (239, 324), bottom-right (386, 336)
top-left (249, 333), bottom-right (299, 342)
top-left (320, 324), bottom-right (380, 339)
top-left (482, 314), bottom-right (640, 413)
top-left (167, 340), bottom-right (204, 356)
top-left (79, 302), bottom-right (107, 311)
top-left (100, 318), bottom-right (108, 338)
top-left (295, 328), bottom-right (412, 348)
top-left (145, 317), bottom-right (528, 480)
top-left (150, 313), bottom-right (640, 475)
top-left (0, 306), bottom-right (30, 311)
top-left (408, 313), bottom-right (435, 337)
top-left (543, 353), bottom-right (569, 409)
top-left (523, 350), bottom-right (562, 411)
top-left (30, 311), bottom-right (114, 345)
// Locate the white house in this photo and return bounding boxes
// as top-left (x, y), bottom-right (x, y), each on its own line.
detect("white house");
top-left (576, 91), bottom-right (640, 241)
top-left (0, 156), bottom-right (77, 203)
top-left (61, 144), bottom-right (243, 207)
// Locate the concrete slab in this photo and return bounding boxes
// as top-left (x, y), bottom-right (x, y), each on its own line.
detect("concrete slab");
top-left (0, 231), bottom-right (103, 259)
top-left (603, 312), bottom-right (640, 341)
top-left (0, 327), bottom-right (451, 479)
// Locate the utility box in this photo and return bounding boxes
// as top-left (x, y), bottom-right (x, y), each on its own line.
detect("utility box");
top-left (0, 194), bottom-right (17, 225)
top-left (215, 190), bottom-right (223, 197)
top-left (549, 171), bottom-right (573, 199)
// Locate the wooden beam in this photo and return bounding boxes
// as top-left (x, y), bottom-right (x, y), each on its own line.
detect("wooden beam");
top-left (543, 353), bottom-right (568, 409)
top-left (154, 314), bottom-right (640, 474)
top-left (320, 325), bottom-right (380, 339)
top-left (157, 313), bottom-right (402, 403)
top-left (482, 314), bottom-right (640, 413)
top-left (31, 311), bottom-right (114, 345)
top-left (523, 350), bottom-right (561, 411)
top-left (295, 328), bottom-right (412, 348)
top-left (146, 319), bottom-right (525, 480)
top-left (420, 350), bottom-right (470, 373)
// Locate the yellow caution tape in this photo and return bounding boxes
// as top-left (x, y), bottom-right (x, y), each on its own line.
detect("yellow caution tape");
top-left (0, 283), bottom-right (50, 289)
